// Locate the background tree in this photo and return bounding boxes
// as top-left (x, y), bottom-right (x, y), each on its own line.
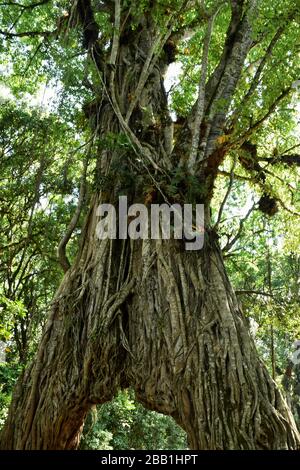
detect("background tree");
top-left (0, 0), bottom-right (300, 450)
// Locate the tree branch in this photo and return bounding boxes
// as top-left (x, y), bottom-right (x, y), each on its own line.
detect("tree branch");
top-left (124, 26), bottom-right (173, 124)
top-left (239, 25), bottom-right (285, 107)
top-left (203, 0), bottom-right (245, 114)
top-left (109, 0), bottom-right (120, 66)
top-left (203, 2), bottom-right (258, 160)
top-left (238, 87), bottom-right (292, 142)
top-left (235, 290), bottom-right (274, 297)
top-left (0, 29), bottom-right (52, 38)
top-left (173, 0), bottom-right (254, 166)
top-left (222, 202), bottom-right (256, 253)
top-left (188, 8), bottom-right (217, 171)
top-left (218, 169), bottom-right (253, 182)
top-left (57, 153), bottom-right (89, 273)
top-left (214, 156), bottom-right (237, 228)
top-left (259, 154), bottom-right (300, 167)
top-left (0, 0), bottom-right (49, 8)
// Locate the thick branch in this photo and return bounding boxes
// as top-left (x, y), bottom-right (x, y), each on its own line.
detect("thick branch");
top-left (173, 0), bottom-right (252, 167)
top-left (203, 2), bottom-right (257, 160)
top-left (203, 0), bottom-right (245, 114)
top-left (188, 9), bottom-right (216, 171)
top-left (109, 0), bottom-right (120, 65)
top-left (124, 27), bottom-right (173, 124)
top-left (72, 0), bottom-right (101, 51)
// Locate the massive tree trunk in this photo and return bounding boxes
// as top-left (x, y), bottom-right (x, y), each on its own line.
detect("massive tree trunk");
top-left (1, 222), bottom-right (299, 449)
top-left (1, 0), bottom-right (300, 450)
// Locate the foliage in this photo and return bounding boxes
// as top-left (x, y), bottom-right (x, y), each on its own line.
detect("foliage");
top-left (0, 362), bottom-right (23, 429)
top-left (80, 390), bottom-right (187, 450)
top-left (0, 99), bottom-right (90, 362)
top-left (213, 171), bottom-right (300, 393)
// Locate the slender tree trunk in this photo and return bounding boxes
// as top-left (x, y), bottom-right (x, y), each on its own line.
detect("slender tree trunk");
top-left (1, 0), bottom-right (300, 450)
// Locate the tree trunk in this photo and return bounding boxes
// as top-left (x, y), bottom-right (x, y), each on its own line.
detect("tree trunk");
top-left (1, 0), bottom-right (300, 450)
top-left (1, 216), bottom-right (299, 449)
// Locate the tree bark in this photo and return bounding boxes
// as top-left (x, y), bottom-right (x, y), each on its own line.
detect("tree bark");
top-left (1, 222), bottom-right (299, 449)
top-left (1, 221), bottom-right (299, 449)
top-left (1, 0), bottom-right (300, 450)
